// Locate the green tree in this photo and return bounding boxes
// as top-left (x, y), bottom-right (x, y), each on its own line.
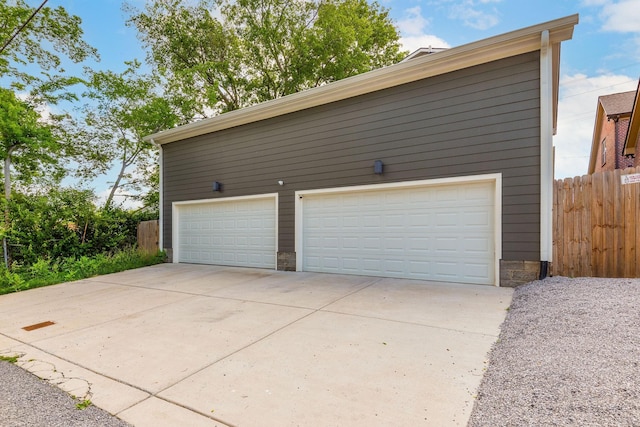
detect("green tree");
top-left (0, 0), bottom-right (98, 103)
top-left (126, 0), bottom-right (405, 115)
top-left (0, 88), bottom-right (63, 266)
top-left (1, 0), bottom-right (97, 265)
top-left (0, 88), bottom-right (61, 200)
top-left (125, 0), bottom-right (245, 116)
top-left (75, 61), bottom-right (182, 209)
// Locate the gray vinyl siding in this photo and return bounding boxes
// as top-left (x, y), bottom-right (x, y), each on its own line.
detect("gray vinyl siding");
top-left (162, 51), bottom-right (541, 261)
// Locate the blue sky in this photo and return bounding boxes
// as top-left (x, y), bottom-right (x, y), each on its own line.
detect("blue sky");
top-left (47, 0), bottom-right (640, 204)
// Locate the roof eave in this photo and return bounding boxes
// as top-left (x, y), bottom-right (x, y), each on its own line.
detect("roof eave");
top-left (623, 81), bottom-right (640, 157)
top-left (146, 14), bottom-right (578, 145)
top-left (588, 102), bottom-right (606, 174)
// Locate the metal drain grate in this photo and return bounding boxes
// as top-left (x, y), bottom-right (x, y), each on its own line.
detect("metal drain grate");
top-left (22, 321), bottom-right (56, 331)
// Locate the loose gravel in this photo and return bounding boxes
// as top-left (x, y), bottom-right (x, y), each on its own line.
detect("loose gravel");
top-left (469, 276), bottom-right (640, 426)
top-left (0, 360), bottom-right (130, 427)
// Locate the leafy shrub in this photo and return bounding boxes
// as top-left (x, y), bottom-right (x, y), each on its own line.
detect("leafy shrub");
top-left (3, 187), bottom-right (158, 265)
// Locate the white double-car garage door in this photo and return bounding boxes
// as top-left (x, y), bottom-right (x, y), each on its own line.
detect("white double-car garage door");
top-left (173, 175), bottom-right (501, 285)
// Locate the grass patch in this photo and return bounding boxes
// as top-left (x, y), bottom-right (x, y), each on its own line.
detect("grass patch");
top-left (0, 355), bottom-right (19, 364)
top-left (0, 248), bottom-right (165, 295)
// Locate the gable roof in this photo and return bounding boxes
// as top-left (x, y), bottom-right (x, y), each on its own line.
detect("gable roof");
top-left (588, 89), bottom-right (637, 173)
top-left (600, 91), bottom-right (635, 117)
top-left (622, 80), bottom-right (640, 157)
top-left (146, 14), bottom-right (578, 145)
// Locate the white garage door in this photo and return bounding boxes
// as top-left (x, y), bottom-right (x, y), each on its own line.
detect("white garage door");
top-left (299, 181), bottom-right (496, 285)
top-left (175, 196), bottom-right (276, 268)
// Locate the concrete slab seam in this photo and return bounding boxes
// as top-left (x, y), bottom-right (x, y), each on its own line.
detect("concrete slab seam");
top-left (126, 395), bottom-right (239, 427)
top-left (319, 309), bottom-right (504, 338)
top-left (0, 332), bottom-right (151, 396)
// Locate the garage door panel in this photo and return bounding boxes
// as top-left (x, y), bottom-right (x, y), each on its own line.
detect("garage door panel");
top-left (177, 197), bottom-right (276, 269)
top-left (301, 181), bottom-right (495, 285)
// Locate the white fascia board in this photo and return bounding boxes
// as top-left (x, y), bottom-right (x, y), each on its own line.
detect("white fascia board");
top-left (146, 14), bottom-right (578, 145)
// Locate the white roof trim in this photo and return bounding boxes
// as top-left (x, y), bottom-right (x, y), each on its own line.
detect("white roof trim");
top-left (146, 14), bottom-right (578, 145)
top-left (401, 47), bottom-right (449, 62)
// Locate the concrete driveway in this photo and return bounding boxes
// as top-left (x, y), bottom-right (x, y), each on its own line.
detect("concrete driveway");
top-left (0, 264), bottom-right (512, 426)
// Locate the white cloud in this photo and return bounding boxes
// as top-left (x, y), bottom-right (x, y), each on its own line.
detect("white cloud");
top-left (397, 6), bottom-right (451, 53)
top-left (599, 0), bottom-right (640, 32)
top-left (448, 3), bottom-right (500, 30)
top-left (397, 6), bottom-right (431, 37)
top-left (554, 73), bottom-right (638, 179)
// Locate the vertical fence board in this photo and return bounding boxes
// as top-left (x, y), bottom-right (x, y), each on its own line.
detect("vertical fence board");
top-left (554, 167), bottom-right (639, 278)
top-left (603, 170), bottom-right (615, 276)
top-left (623, 169), bottom-right (635, 278)
top-left (564, 178), bottom-right (575, 277)
top-left (574, 176), bottom-right (584, 276)
top-left (613, 169), bottom-right (624, 277)
top-left (137, 220), bottom-right (159, 254)
top-left (581, 174), bottom-right (592, 277)
top-left (591, 172), bottom-right (604, 277)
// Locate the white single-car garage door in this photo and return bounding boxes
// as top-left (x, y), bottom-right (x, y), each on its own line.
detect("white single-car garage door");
top-left (297, 178), bottom-right (498, 285)
top-left (174, 195), bottom-right (277, 268)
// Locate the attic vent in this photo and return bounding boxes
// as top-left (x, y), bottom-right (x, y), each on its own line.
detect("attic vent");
top-left (402, 46), bottom-right (449, 62)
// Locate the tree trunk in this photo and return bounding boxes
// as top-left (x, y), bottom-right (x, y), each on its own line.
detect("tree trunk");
top-left (3, 146), bottom-right (16, 268)
top-left (104, 159), bottom-right (127, 209)
top-left (4, 151), bottom-right (11, 200)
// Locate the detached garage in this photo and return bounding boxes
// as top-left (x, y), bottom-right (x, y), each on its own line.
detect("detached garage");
top-left (146, 15), bottom-right (578, 286)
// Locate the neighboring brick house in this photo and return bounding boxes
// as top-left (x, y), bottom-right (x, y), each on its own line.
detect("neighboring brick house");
top-left (587, 90), bottom-right (635, 173)
top-left (622, 80), bottom-right (640, 166)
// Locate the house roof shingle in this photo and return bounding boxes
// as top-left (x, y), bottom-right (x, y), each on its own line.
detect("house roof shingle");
top-left (599, 91), bottom-right (635, 117)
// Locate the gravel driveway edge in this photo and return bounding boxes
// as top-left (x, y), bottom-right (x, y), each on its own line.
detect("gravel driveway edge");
top-left (469, 276), bottom-right (640, 426)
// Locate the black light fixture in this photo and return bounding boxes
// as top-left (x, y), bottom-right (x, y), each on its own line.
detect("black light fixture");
top-left (213, 181), bottom-right (222, 192)
top-left (374, 160), bottom-right (384, 174)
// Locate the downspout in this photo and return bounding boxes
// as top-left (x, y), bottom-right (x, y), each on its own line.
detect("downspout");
top-left (150, 138), bottom-right (164, 254)
top-left (539, 30), bottom-right (553, 277)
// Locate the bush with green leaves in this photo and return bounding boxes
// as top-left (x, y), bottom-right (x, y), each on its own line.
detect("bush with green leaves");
top-left (2, 187), bottom-right (158, 265)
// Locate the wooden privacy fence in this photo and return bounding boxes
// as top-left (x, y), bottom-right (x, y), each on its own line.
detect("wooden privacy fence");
top-left (137, 220), bottom-right (159, 253)
top-left (553, 166), bottom-right (640, 278)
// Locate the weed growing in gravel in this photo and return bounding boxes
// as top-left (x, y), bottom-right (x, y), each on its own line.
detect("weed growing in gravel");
top-left (0, 355), bottom-right (18, 364)
top-left (75, 399), bottom-right (93, 410)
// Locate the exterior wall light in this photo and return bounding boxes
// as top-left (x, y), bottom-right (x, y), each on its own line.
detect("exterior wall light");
top-left (374, 160), bottom-right (384, 174)
top-left (278, 180), bottom-right (284, 186)
top-left (213, 181), bottom-right (222, 192)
